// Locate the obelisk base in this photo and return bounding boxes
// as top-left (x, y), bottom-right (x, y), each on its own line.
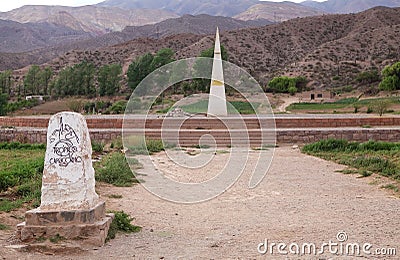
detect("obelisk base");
top-left (16, 201), bottom-right (114, 247)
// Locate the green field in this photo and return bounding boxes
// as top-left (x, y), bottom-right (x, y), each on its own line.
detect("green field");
top-left (0, 143), bottom-right (45, 212)
top-left (287, 97), bottom-right (400, 112)
top-left (181, 100), bottom-right (261, 114)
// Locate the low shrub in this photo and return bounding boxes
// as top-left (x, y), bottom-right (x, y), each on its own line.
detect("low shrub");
top-left (302, 139), bottom-right (400, 180)
top-left (106, 211), bottom-right (141, 241)
top-left (95, 152), bottom-right (139, 186)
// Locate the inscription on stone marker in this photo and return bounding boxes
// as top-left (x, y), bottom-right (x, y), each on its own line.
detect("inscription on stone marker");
top-left (49, 117), bottom-right (82, 167)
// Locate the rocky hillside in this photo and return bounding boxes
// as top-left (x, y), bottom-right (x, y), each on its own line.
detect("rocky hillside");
top-left (234, 2), bottom-right (325, 22)
top-left (0, 19), bottom-right (91, 53)
top-left (0, 5), bottom-right (178, 34)
top-left (301, 0), bottom-right (400, 13)
top-left (99, 0), bottom-right (400, 17)
top-left (0, 14), bottom-right (271, 70)
top-left (37, 7), bottom-right (400, 90)
top-left (98, 0), bottom-right (259, 17)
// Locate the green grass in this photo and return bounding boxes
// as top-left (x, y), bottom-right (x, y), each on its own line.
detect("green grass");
top-left (0, 143), bottom-right (45, 212)
top-left (108, 194), bottom-right (123, 199)
top-left (125, 137), bottom-right (173, 155)
top-left (49, 234), bottom-right (66, 243)
top-left (95, 152), bottom-right (140, 187)
top-left (106, 211), bottom-right (141, 241)
top-left (180, 100), bottom-right (261, 114)
top-left (92, 140), bottom-right (105, 153)
top-left (302, 139), bottom-right (400, 180)
top-left (287, 97), bottom-right (400, 112)
top-left (0, 223), bottom-right (9, 230)
top-left (381, 184), bottom-right (399, 192)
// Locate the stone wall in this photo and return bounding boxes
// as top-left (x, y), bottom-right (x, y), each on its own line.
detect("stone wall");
top-left (2, 116), bottom-right (400, 129)
top-left (2, 127), bottom-right (400, 145)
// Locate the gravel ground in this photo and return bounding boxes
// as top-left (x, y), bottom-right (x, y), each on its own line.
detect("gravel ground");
top-left (1, 146), bottom-right (399, 259)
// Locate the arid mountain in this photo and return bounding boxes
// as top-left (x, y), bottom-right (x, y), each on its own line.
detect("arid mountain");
top-left (98, 0), bottom-right (259, 17)
top-left (99, 0), bottom-right (400, 17)
top-left (301, 0), bottom-right (400, 13)
top-left (0, 19), bottom-right (90, 53)
top-left (36, 7), bottom-right (400, 90)
top-left (0, 14), bottom-right (271, 70)
top-left (0, 5), bottom-right (178, 35)
top-left (121, 14), bottom-right (271, 39)
top-left (234, 2), bottom-right (326, 22)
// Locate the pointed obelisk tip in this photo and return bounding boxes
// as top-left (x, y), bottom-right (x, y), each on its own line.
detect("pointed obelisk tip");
top-left (214, 27), bottom-right (221, 55)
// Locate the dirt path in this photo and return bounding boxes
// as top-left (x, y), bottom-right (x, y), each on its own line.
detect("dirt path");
top-left (1, 147), bottom-right (399, 259)
top-left (276, 96), bottom-right (299, 113)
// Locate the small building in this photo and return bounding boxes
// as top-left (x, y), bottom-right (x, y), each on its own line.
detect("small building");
top-left (26, 95), bottom-right (44, 102)
top-left (299, 91), bottom-right (335, 102)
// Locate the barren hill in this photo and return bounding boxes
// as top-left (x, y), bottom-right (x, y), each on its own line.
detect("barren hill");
top-left (0, 14), bottom-right (271, 70)
top-left (40, 7), bottom-right (400, 89)
top-left (301, 0), bottom-right (400, 13)
top-left (0, 5), bottom-right (178, 35)
top-left (98, 0), bottom-right (259, 17)
top-left (0, 19), bottom-right (91, 53)
top-left (234, 2), bottom-right (326, 22)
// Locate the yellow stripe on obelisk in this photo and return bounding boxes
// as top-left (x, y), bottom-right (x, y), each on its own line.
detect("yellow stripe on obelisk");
top-left (211, 80), bottom-right (224, 86)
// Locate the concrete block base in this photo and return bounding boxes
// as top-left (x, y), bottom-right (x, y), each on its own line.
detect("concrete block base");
top-left (16, 201), bottom-right (114, 247)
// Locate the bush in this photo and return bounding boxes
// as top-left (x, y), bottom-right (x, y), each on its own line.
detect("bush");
top-left (5, 99), bottom-right (38, 114)
top-left (356, 70), bottom-right (380, 84)
top-left (67, 99), bottom-right (84, 113)
top-left (127, 138), bottom-right (169, 155)
top-left (106, 211), bottom-right (141, 241)
top-left (288, 86), bottom-right (298, 95)
top-left (92, 140), bottom-right (104, 153)
top-left (95, 152), bottom-right (139, 186)
top-left (107, 100), bottom-right (127, 114)
top-left (302, 139), bottom-right (349, 153)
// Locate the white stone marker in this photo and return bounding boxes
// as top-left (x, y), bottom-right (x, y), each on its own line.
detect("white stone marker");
top-left (207, 27), bottom-right (228, 116)
top-left (41, 112), bottom-right (99, 210)
top-left (17, 112), bottom-right (113, 247)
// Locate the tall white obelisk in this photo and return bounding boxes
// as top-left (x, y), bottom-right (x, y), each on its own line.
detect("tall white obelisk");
top-left (207, 27), bottom-right (228, 117)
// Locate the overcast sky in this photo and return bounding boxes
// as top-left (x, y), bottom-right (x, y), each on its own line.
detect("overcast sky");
top-left (0, 0), bottom-right (326, 12)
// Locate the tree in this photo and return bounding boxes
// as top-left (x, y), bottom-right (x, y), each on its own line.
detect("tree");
top-left (127, 53), bottom-right (154, 91)
top-left (98, 64), bottom-right (122, 96)
top-left (53, 66), bottom-right (73, 96)
top-left (356, 70), bottom-right (380, 84)
top-left (53, 62), bottom-right (96, 97)
top-left (379, 62), bottom-right (400, 91)
top-left (40, 67), bottom-right (53, 95)
top-left (267, 76), bottom-right (307, 94)
top-left (150, 48), bottom-right (175, 71)
top-left (372, 99), bottom-right (390, 116)
top-left (24, 65), bottom-right (41, 95)
top-left (75, 62), bottom-right (96, 96)
top-left (0, 70), bottom-right (13, 96)
top-left (0, 90), bottom-right (7, 116)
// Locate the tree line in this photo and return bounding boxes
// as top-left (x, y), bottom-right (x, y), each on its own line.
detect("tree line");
top-left (1, 47), bottom-right (400, 116)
